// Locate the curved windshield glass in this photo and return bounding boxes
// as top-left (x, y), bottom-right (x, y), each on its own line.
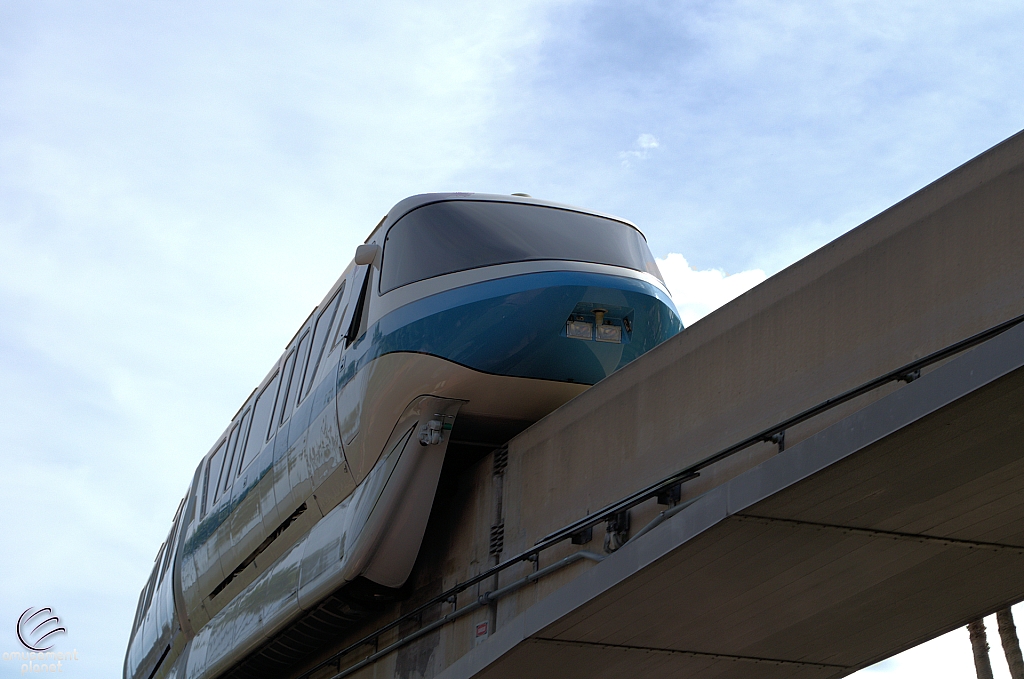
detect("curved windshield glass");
top-left (381, 201), bottom-right (662, 292)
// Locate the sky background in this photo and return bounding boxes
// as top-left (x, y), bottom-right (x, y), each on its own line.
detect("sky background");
top-left (2, 1), bottom-right (1024, 677)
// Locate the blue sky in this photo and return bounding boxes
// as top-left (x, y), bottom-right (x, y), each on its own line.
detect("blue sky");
top-left (2, 1), bottom-right (1024, 677)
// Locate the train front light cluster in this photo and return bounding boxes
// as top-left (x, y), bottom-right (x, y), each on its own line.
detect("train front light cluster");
top-left (566, 319), bottom-right (594, 339)
top-left (595, 323), bottom-right (622, 343)
top-left (565, 306), bottom-right (629, 344)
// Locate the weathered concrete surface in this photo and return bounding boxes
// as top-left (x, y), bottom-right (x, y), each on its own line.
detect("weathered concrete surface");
top-left (436, 315), bottom-right (1024, 679)
top-left (492, 126), bottom-right (1024, 624)
top-left (291, 129), bottom-right (1024, 679)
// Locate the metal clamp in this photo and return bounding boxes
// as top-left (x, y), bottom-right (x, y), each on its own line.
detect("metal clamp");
top-left (604, 511), bottom-right (630, 553)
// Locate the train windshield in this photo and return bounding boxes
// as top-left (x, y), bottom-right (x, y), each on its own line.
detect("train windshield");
top-left (380, 201), bottom-right (663, 293)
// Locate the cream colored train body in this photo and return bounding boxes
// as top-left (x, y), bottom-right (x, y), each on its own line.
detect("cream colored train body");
top-left (124, 193), bottom-right (683, 679)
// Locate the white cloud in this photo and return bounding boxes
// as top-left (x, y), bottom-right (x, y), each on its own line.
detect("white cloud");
top-left (636, 133), bottom-right (659, 149)
top-left (656, 252), bottom-right (767, 326)
top-left (619, 132), bottom-right (660, 166)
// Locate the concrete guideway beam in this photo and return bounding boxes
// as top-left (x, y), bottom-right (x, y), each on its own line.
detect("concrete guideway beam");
top-left (436, 302), bottom-right (1024, 679)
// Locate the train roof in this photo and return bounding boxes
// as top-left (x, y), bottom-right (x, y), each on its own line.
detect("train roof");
top-left (363, 192), bottom-right (644, 245)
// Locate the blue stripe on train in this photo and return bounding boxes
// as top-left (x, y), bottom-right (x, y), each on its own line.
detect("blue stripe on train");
top-left (340, 271), bottom-right (682, 389)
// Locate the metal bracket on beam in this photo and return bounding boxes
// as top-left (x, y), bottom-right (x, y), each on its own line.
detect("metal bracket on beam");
top-left (899, 369), bottom-right (921, 383)
top-left (762, 430), bottom-right (786, 452)
top-left (604, 511), bottom-right (630, 553)
top-left (657, 483), bottom-right (682, 506)
top-left (570, 526), bottom-right (593, 545)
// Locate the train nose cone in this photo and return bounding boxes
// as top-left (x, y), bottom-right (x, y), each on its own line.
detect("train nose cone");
top-left (377, 270), bottom-right (682, 386)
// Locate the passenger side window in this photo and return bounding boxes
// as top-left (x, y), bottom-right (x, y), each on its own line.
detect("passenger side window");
top-left (286, 332), bottom-right (311, 415)
top-left (134, 566), bottom-right (158, 632)
top-left (214, 426), bottom-right (239, 503)
top-left (157, 501), bottom-right (182, 585)
top-left (130, 586), bottom-right (147, 639)
top-left (337, 267), bottom-right (368, 349)
top-left (274, 350), bottom-right (297, 428)
top-left (298, 289), bottom-right (343, 401)
top-left (351, 267), bottom-right (374, 343)
top-left (217, 409), bottom-right (250, 499)
top-left (140, 561), bottom-right (158, 619)
top-left (203, 439), bottom-right (227, 516)
top-left (332, 280), bottom-right (351, 349)
top-left (277, 329), bottom-right (310, 426)
top-left (237, 372), bottom-right (280, 474)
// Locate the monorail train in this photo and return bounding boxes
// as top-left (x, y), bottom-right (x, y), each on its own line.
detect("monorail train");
top-left (123, 193), bottom-right (683, 679)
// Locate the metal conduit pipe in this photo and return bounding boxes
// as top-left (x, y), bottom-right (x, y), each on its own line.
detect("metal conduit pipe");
top-left (480, 551), bottom-right (605, 604)
top-left (328, 552), bottom-right (605, 679)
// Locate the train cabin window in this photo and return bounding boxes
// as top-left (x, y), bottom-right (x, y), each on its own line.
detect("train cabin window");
top-left (277, 336), bottom-right (306, 426)
top-left (130, 585), bottom-right (148, 639)
top-left (331, 280), bottom-right (350, 349)
top-left (219, 409), bottom-right (250, 499)
top-left (337, 267), bottom-right (367, 348)
top-left (133, 567), bottom-right (157, 633)
top-left (158, 499), bottom-right (184, 585)
top-left (140, 561), bottom-right (159, 619)
top-left (288, 331), bottom-right (311, 412)
top-left (157, 532), bottom-right (173, 585)
top-left (274, 351), bottom-right (296, 427)
top-left (205, 439), bottom-right (227, 512)
top-left (299, 290), bottom-right (343, 401)
top-left (198, 458), bottom-right (209, 520)
top-left (380, 200), bottom-right (664, 292)
top-left (354, 267), bottom-right (373, 341)
top-left (238, 372), bottom-right (280, 474)
top-left (215, 421), bottom-right (242, 503)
